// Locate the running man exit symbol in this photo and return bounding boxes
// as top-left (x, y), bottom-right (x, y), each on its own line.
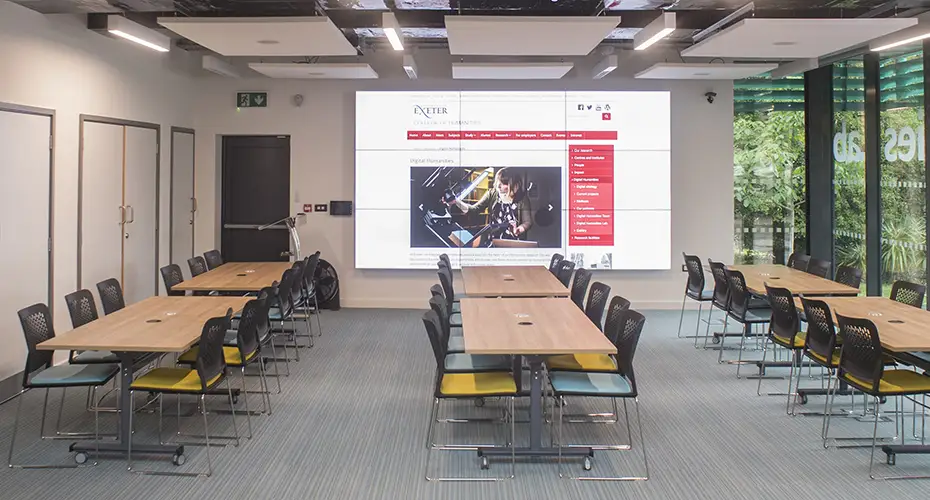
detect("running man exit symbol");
top-left (237, 92), bottom-right (268, 108)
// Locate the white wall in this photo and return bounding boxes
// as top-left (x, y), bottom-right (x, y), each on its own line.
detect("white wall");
top-left (193, 56), bottom-right (734, 309)
top-left (0, 1), bottom-right (197, 358)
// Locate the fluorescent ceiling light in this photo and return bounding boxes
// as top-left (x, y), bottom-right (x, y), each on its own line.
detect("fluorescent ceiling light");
top-left (107, 15), bottom-right (170, 52)
top-left (202, 55), bottom-right (241, 78)
top-left (403, 54), bottom-right (417, 79)
top-left (592, 54), bottom-right (618, 79)
top-left (769, 58), bottom-right (818, 79)
top-left (634, 12), bottom-right (675, 51)
top-left (383, 12), bottom-right (404, 51)
top-left (871, 30), bottom-right (930, 52)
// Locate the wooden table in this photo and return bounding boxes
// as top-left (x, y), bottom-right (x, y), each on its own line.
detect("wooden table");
top-left (460, 265), bottom-right (569, 298)
top-left (172, 262), bottom-right (291, 292)
top-left (460, 297), bottom-right (615, 462)
top-left (38, 296), bottom-right (249, 461)
top-left (728, 264), bottom-right (859, 296)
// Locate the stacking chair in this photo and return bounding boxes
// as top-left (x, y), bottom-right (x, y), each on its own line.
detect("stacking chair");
top-left (437, 265), bottom-right (462, 320)
top-left (422, 310), bottom-right (516, 481)
top-left (267, 269), bottom-right (300, 373)
top-left (188, 256), bottom-right (208, 278)
top-left (429, 285), bottom-right (462, 339)
top-left (788, 252), bottom-right (810, 271)
top-left (128, 312), bottom-right (239, 477)
top-left (288, 259), bottom-right (314, 348)
top-left (96, 278), bottom-right (126, 315)
top-left (678, 253), bottom-right (714, 339)
top-left (799, 298), bottom-right (849, 432)
top-left (437, 257), bottom-right (464, 303)
top-left (423, 303), bottom-right (509, 373)
top-left (757, 285), bottom-right (806, 414)
top-left (557, 260), bottom-right (576, 287)
top-left (549, 253), bottom-right (565, 276)
top-left (569, 268), bottom-right (592, 310)
top-left (294, 251), bottom-right (325, 338)
top-left (178, 298), bottom-right (272, 437)
top-left (429, 295), bottom-right (465, 354)
top-left (64, 290), bottom-right (118, 365)
top-left (548, 309), bottom-right (649, 480)
top-left (584, 282), bottom-right (611, 330)
top-left (719, 270), bottom-right (771, 378)
top-left (827, 315), bottom-right (930, 479)
top-left (546, 295), bottom-right (631, 374)
top-left (806, 258), bottom-right (831, 279)
top-left (160, 264), bottom-right (185, 297)
top-left (834, 265), bottom-right (863, 290)
top-left (890, 280), bottom-right (925, 308)
top-left (701, 260), bottom-right (731, 349)
top-left (226, 286), bottom-right (283, 395)
top-left (9, 304), bottom-right (118, 468)
top-left (203, 249), bottom-right (223, 270)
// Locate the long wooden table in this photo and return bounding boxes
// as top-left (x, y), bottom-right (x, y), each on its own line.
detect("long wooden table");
top-left (728, 264), bottom-right (859, 296)
top-left (460, 297), bottom-right (615, 462)
top-left (38, 296), bottom-right (250, 461)
top-left (460, 265), bottom-right (569, 297)
top-left (172, 262), bottom-right (291, 292)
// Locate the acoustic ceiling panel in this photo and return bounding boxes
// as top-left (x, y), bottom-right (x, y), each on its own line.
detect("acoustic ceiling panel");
top-left (157, 17), bottom-right (358, 56)
top-left (248, 63), bottom-right (379, 79)
top-left (452, 62), bottom-right (574, 79)
top-left (635, 62), bottom-right (778, 79)
top-left (445, 16), bottom-right (621, 56)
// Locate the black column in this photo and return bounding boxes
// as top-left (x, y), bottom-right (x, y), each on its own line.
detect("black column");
top-left (804, 65), bottom-right (834, 268)
top-left (864, 53), bottom-right (882, 296)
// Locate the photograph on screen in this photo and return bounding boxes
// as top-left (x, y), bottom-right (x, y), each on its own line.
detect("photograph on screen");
top-left (410, 166), bottom-right (562, 249)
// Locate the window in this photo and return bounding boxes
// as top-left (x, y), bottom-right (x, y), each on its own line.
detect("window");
top-left (879, 50), bottom-right (925, 296)
top-left (733, 75), bottom-right (806, 264)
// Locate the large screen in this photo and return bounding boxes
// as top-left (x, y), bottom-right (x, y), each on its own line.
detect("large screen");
top-left (355, 91), bottom-right (670, 270)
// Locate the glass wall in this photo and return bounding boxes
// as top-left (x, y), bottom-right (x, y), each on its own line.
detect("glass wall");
top-left (733, 75), bottom-right (806, 264)
top-left (879, 50), bottom-right (926, 296)
top-left (833, 57), bottom-right (867, 292)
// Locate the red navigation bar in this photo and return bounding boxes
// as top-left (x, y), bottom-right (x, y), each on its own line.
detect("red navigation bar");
top-left (406, 130), bottom-right (618, 140)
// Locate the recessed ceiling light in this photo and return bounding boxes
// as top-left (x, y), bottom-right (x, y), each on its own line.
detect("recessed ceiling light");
top-left (773, 41), bottom-right (796, 46)
top-left (257, 39), bottom-right (280, 45)
top-left (693, 72), bottom-right (711, 76)
top-left (307, 72), bottom-right (325, 76)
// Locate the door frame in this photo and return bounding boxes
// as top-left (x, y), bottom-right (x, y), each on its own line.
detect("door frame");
top-left (77, 114), bottom-right (161, 295)
top-left (0, 102), bottom-right (55, 315)
top-left (169, 126), bottom-right (196, 265)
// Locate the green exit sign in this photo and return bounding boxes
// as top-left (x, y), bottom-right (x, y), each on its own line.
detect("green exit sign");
top-left (237, 92), bottom-right (267, 108)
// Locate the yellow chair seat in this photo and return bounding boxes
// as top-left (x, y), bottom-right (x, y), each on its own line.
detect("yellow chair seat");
top-left (440, 372), bottom-right (517, 396)
top-left (177, 346), bottom-right (256, 366)
top-left (772, 331), bottom-right (806, 349)
top-left (130, 368), bottom-right (222, 393)
top-left (843, 369), bottom-right (930, 395)
top-left (545, 354), bottom-right (616, 372)
top-left (808, 349), bottom-right (841, 366)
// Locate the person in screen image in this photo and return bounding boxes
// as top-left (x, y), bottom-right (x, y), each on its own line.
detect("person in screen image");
top-left (445, 167), bottom-right (532, 242)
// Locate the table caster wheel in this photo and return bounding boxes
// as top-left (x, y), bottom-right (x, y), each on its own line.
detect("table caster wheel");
top-left (583, 456), bottom-right (592, 471)
top-left (887, 453), bottom-right (896, 466)
top-left (480, 456), bottom-right (489, 470)
top-left (172, 453), bottom-right (186, 466)
top-left (712, 336), bottom-right (721, 345)
top-left (74, 452), bottom-right (88, 465)
top-left (474, 397), bottom-right (485, 407)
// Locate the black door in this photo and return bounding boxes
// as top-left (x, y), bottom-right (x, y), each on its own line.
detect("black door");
top-left (221, 135), bottom-right (290, 262)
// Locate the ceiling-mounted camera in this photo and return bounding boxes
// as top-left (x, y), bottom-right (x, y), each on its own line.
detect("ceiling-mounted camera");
top-left (705, 91), bottom-right (717, 104)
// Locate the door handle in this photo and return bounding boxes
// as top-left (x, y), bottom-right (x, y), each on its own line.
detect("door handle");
top-left (126, 205), bottom-right (135, 224)
top-left (191, 197), bottom-right (198, 213)
top-left (119, 205), bottom-right (126, 224)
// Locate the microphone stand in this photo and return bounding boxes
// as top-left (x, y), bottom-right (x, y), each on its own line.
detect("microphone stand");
top-left (258, 213), bottom-right (306, 261)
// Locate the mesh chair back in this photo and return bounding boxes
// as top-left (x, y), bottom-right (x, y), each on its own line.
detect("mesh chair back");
top-left (304, 252), bottom-right (321, 292)
top-left (569, 268), bottom-right (592, 310)
top-left (836, 314), bottom-right (884, 392)
top-left (274, 269), bottom-right (298, 317)
top-left (235, 299), bottom-right (265, 362)
top-left (64, 289), bottom-right (99, 329)
top-left (17, 303), bottom-right (55, 383)
top-left (724, 269), bottom-right (753, 320)
top-left (427, 295), bottom-right (451, 346)
top-left (790, 254), bottom-right (810, 272)
top-left (683, 253), bottom-right (705, 298)
top-left (421, 309), bottom-right (447, 368)
top-left (195, 310), bottom-right (231, 391)
top-left (800, 297), bottom-right (838, 362)
top-left (203, 250), bottom-right (223, 270)
top-left (429, 284), bottom-right (444, 302)
top-left (557, 260), bottom-right (575, 287)
top-left (807, 258), bottom-right (831, 278)
top-left (255, 286), bottom-right (275, 345)
top-left (834, 265), bottom-right (863, 290)
top-left (890, 280), bottom-right (926, 308)
top-left (160, 264), bottom-right (185, 297)
top-left (437, 267), bottom-right (455, 311)
top-left (549, 253), bottom-right (564, 275)
top-left (584, 282), bottom-right (611, 330)
top-left (96, 278), bottom-right (126, 315)
top-left (787, 252), bottom-right (798, 269)
top-left (188, 256), bottom-right (208, 277)
top-left (708, 260), bottom-right (729, 310)
top-left (603, 295), bottom-right (632, 340)
top-left (765, 284), bottom-right (799, 343)
top-left (610, 309), bottom-right (646, 394)
top-left (439, 253), bottom-right (452, 270)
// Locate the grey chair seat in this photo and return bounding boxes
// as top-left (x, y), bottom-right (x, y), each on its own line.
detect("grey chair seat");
top-left (448, 336), bottom-right (465, 353)
top-left (549, 371), bottom-right (633, 397)
top-left (451, 302), bottom-right (461, 313)
top-left (748, 297), bottom-right (770, 309)
top-left (686, 289), bottom-right (715, 301)
top-left (450, 326), bottom-right (463, 339)
top-left (444, 353), bottom-right (510, 372)
top-left (29, 364), bottom-right (119, 388)
top-left (732, 308), bottom-right (772, 324)
top-left (72, 350), bottom-right (119, 364)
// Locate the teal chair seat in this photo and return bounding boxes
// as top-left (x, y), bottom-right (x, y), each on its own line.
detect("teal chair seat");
top-left (451, 302), bottom-right (461, 313)
top-left (268, 307), bottom-right (286, 320)
top-left (72, 350), bottom-right (119, 364)
top-left (444, 353), bottom-right (510, 372)
top-left (29, 364), bottom-right (119, 388)
top-left (549, 371), bottom-right (633, 397)
top-left (450, 326), bottom-right (463, 339)
top-left (447, 336), bottom-right (465, 353)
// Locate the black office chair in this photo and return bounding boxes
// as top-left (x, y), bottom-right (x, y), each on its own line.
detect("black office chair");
top-left (720, 269), bottom-right (771, 378)
top-left (806, 258), bottom-right (831, 278)
top-left (834, 265), bottom-right (863, 290)
top-left (702, 260), bottom-right (730, 349)
top-left (789, 253), bottom-right (810, 272)
top-left (890, 280), bottom-right (925, 308)
top-left (160, 264), bottom-right (185, 297)
top-left (569, 268), bottom-right (592, 310)
top-left (557, 260), bottom-right (575, 287)
top-left (188, 256), bottom-right (208, 277)
top-left (203, 249), bottom-right (223, 270)
top-left (96, 278), bottom-right (126, 315)
top-left (63, 290), bottom-right (118, 365)
top-left (679, 253), bottom-right (714, 339)
top-left (584, 282), bottom-right (611, 330)
top-left (759, 284), bottom-right (806, 414)
top-left (549, 253), bottom-right (565, 276)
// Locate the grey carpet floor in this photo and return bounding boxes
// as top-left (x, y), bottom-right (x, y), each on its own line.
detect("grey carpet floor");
top-left (1, 308), bottom-right (930, 499)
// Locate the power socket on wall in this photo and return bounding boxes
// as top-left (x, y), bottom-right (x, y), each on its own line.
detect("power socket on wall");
top-left (314, 204), bottom-right (328, 212)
